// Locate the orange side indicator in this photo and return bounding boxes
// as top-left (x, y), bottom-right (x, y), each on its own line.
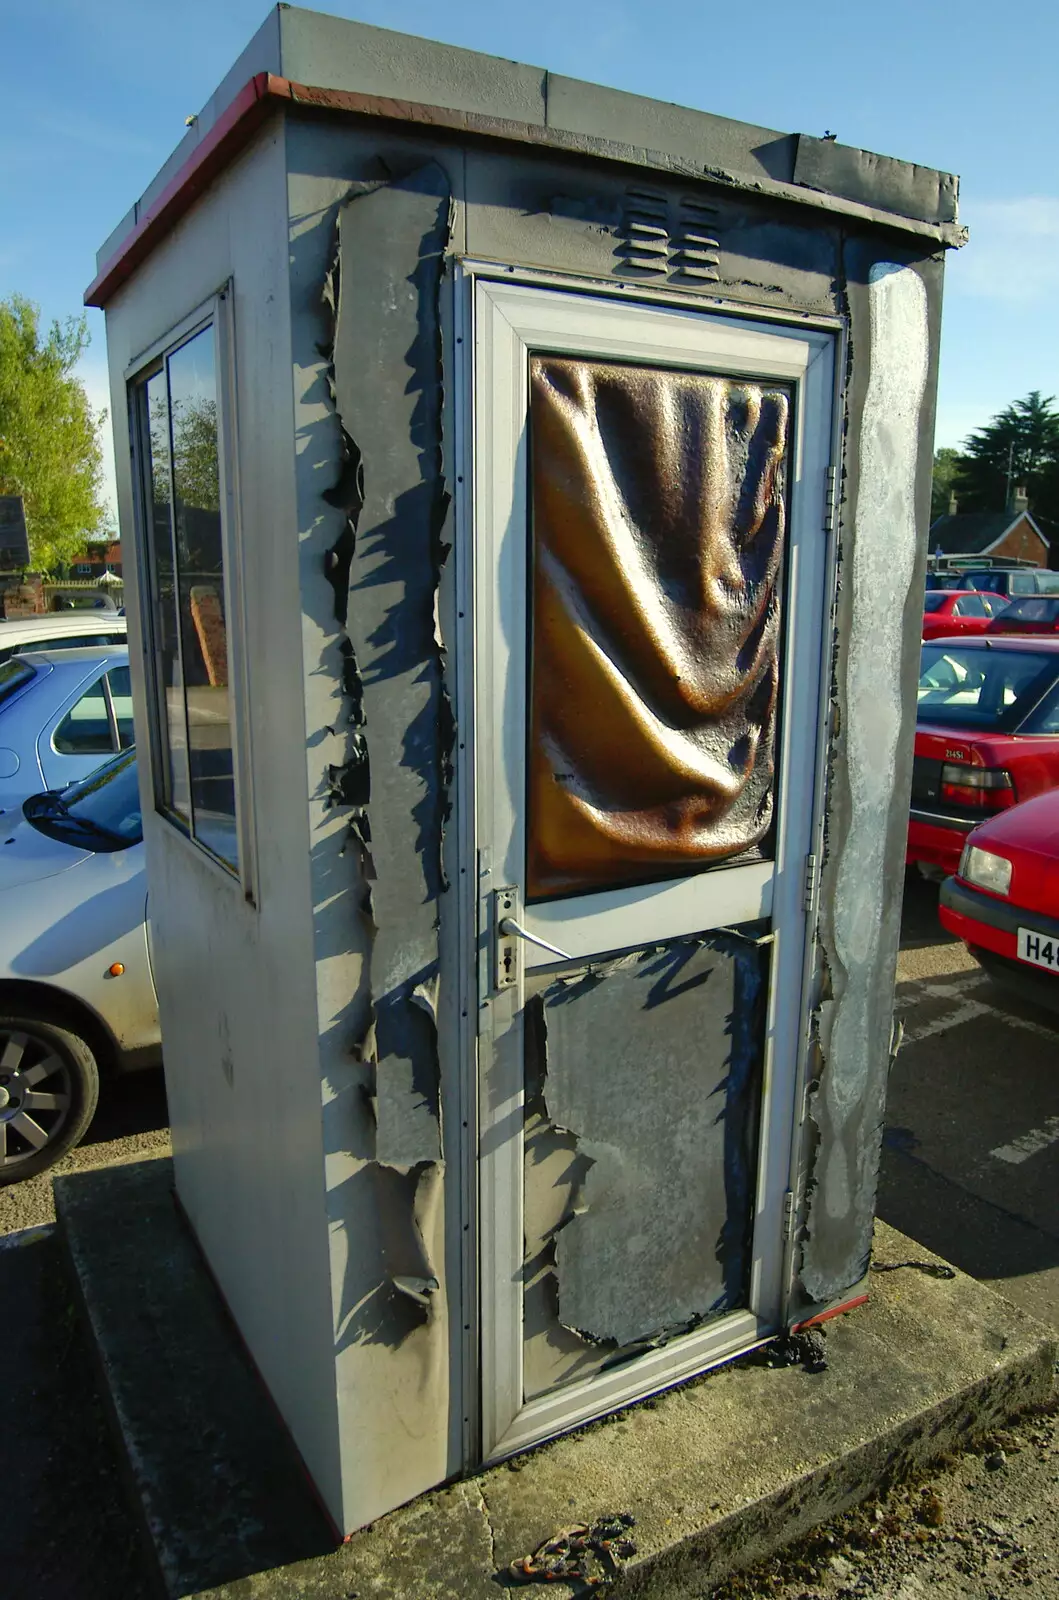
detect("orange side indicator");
top-left (108, 963), bottom-right (125, 978)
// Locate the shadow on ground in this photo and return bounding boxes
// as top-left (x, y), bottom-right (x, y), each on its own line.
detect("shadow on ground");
top-left (81, 1065), bottom-right (169, 1147)
top-left (881, 876), bottom-right (1059, 1330)
top-left (899, 866), bottom-right (960, 950)
top-left (0, 1227), bottom-right (155, 1600)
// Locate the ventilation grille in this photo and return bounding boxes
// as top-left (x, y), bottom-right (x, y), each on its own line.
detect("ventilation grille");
top-left (616, 190), bottom-right (721, 283)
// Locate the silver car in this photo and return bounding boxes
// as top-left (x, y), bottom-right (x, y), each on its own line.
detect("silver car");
top-left (0, 645), bottom-right (134, 821)
top-left (0, 611), bottom-right (127, 664)
top-left (0, 748), bottom-right (158, 1183)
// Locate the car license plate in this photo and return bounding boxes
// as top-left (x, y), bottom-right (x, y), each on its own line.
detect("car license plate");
top-left (1017, 928), bottom-right (1059, 974)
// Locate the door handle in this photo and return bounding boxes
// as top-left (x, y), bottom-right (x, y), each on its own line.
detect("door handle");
top-left (499, 917), bottom-right (572, 961)
top-left (494, 887), bottom-right (571, 991)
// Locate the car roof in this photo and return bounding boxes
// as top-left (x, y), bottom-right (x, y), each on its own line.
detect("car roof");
top-left (923, 635), bottom-right (1059, 652)
top-left (15, 644), bottom-right (131, 668)
top-left (0, 612), bottom-right (126, 637)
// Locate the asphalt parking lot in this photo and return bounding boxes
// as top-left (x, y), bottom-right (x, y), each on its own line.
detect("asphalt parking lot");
top-left (1, 878), bottom-right (1056, 1599)
top-left (882, 872), bottom-right (1059, 1332)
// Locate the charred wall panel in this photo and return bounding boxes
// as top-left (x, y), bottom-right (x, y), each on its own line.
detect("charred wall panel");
top-left (328, 161), bottom-right (453, 1171)
top-left (797, 250), bottom-right (940, 1307)
top-left (523, 935), bottom-right (767, 1396)
top-left (460, 145), bottom-right (945, 1319)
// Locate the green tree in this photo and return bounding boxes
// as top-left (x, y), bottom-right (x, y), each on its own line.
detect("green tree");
top-left (953, 391), bottom-right (1059, 518)
top-left (0, 294), bottom-right (106, 572)
top-left (930, 446), bottom-right (962, 522)
top-left (172, 395), bottom-right (219, 512)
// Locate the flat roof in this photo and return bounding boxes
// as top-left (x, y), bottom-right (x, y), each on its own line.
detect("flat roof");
top-left (87, 5), bottom-right (964, 308)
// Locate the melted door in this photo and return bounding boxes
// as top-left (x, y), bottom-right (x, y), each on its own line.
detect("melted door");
top-left (472, 281), bottom-right (834, 1458)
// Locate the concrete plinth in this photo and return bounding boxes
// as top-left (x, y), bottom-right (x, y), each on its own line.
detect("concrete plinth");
top-left (55, 1156), bottom-right (1056, 1600)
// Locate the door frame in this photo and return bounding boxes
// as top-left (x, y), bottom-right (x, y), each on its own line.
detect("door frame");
top-left (452, 265), bottom-right (841, 1463)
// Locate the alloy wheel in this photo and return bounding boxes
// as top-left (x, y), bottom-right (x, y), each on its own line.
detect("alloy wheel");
top-left (0, 1029), bottom-right (73, 1176)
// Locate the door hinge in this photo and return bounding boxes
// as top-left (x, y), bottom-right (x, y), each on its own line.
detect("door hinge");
top-left (783, 1188), bottom-right (798, 1242)
top-left (823, 463), bottom-right (838, 533)
top-left (803, 852), bottom-right (820, 914)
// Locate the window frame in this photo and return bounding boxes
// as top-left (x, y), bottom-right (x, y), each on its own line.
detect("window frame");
top-left (50, 667), bottom-right (129, 760)
top-left (127, 287), bottom-right (255, 901)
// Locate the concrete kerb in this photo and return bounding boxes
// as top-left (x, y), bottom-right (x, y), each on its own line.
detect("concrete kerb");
top-left (54, 1156), bottom-right (1056, 1600)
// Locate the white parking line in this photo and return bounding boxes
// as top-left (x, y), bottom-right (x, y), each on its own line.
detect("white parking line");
top-left (990, 1117), bottom-right (1059, 1166)
top-left (897, 972), bottom-right (986, 999)
top-left (897, 973), bottom-right (1059, 1047)
top-left (901, 998), bottom-right (992, 1046)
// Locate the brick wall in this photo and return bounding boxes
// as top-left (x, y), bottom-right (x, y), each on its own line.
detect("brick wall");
top-left (990, 517), bottom-right (1049, 565)
top-left (0, 574), bottom-right (45, 618)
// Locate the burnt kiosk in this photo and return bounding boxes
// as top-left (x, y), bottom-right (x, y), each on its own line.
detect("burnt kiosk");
top-left (89, 7), bottom-right (960, 1536)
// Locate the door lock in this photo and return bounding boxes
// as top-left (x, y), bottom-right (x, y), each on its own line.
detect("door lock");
top-left (494, 887), bottom-right (519, 990)
top-left (493, 889), bottom-right (572, 991)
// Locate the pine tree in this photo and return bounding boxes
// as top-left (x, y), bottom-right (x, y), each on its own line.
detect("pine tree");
top-left (953, 391), bottom-right (1059, 517)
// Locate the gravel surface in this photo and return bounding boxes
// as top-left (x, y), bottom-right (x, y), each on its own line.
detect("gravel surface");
top-left (0, 1068), bottom-right (170, 1235)
top-left (711, 1398), bottom-right (1059, 1600)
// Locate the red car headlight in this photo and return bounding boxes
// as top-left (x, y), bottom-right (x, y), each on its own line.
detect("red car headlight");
top-left (959, 842), bottom-right (1013, 897)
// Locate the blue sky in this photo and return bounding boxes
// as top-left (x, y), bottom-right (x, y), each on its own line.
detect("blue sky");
top-left (4, 0), bottom-right (1057, 518)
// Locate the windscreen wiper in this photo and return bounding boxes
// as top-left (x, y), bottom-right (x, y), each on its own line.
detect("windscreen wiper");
top-left (22, 791), bottom-right (127, 848)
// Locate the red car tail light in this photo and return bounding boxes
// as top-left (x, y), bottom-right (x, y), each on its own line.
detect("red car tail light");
top-left (940, 762), bottom-right (1016, 811)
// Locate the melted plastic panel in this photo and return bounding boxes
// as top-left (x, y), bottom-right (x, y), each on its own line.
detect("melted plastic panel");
top-left (527, 357), bottom-right (790, 900)
top-left (523, 935), bottom-right (766, 1397)
top-left (800, 261), bottom-right (929, 1305)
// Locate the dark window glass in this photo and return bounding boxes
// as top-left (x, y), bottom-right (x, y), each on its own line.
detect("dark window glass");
top-left (24, 747), bottom-right (142, 853)
top-left (0, 659), bottom-right (35, 704)
top-left (1023, 683), bottom-right (1059, 735)
top-left (1004, 597), bottom-right (1059, 623)
top-left (142, 367), bottom-right (191, 820)
top-left (918, 645), bottom-right (1057, 731)
top-left (965, 572), bottom-right (1005, 594)
top-left (134, 324), bottom-right (238, 873)
top-left (923, 594), bottom-right (948, 613)
top-left (53, 675), bottom-right (113, 755)
top-left (168, 331), bottom-right (237, 868)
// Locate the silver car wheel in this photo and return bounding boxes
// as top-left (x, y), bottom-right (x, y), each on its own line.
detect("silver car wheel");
top-left (0, 1030), bottom-right (74, 1172)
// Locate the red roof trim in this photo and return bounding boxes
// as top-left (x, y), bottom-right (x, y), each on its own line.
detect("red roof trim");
top-left (85, 74), bottom-right (288, 309)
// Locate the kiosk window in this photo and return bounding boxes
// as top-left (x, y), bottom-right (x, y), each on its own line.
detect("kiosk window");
top-left (133, 321), bottom-right (239, 872)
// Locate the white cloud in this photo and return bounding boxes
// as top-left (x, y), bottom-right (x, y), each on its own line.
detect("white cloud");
top-left (949, 196), bottom-right (1059, 306)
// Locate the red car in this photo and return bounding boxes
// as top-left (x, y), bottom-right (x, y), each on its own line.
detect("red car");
top-left (907, 636), bottom-right (1059, 876)
top-left (922, 590), bottom-right (1007, 640)
top-left (938, 787), bottom-right (1059, 1013)
top-left (985, 595), bottom-right (1059, 636)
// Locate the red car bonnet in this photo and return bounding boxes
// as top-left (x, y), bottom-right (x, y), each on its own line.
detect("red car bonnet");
top-left (960, 786), bottom-right (1059, 921)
